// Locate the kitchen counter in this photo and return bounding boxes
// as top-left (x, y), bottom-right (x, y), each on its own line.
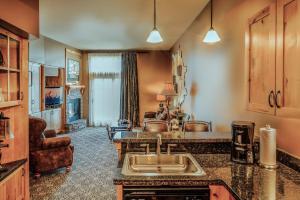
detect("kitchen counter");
top-left (113, 154), bottom-right (300, 200)
top-left (0, 159), bottom-right (27, 182)
top-left (113, 131), bottom-right (232, 143)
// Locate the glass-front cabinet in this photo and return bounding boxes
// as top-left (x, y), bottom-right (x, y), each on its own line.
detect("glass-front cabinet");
top-left (0, 28), bottom-right (21, 108)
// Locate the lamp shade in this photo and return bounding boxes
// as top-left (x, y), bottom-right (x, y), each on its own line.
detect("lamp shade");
top-left (156, 94), bottom-right (166, 101)
top-left (161, 82), bottom-right (177, 96)
top-left (147, 28), bottom-right (163, 43)
top-left (203, 28), bottom-right (221, 43)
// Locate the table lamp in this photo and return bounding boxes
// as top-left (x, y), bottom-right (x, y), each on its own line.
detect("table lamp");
top-left (160, 82), bottom-right (177, 121)
top-left (156, 94), bottom-right (166, 108)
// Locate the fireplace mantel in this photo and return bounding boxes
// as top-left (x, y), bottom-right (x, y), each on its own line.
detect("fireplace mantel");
top-left (65, 84), bottom-right (85, 95)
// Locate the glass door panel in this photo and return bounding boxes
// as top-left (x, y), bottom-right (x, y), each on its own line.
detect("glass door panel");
top-left (0, 69), bottom-right (8, 102)
top-left (0, 34), bottom-right (8, 68)
top-left (9, 71), bottom-right (20, 101)
top-left (9, 37), bottom-right (20, 70)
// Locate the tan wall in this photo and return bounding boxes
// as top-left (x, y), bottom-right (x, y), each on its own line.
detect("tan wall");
top-left (137, 51), bottom-right (172, 123)
top-left (0, 0), bottom-right (39, 36)
top-left (172, 0), bottom-right (300, 157)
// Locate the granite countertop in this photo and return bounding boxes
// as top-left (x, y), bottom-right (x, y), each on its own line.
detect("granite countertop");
top-left (0, 159), bottom-right (27, 182)
top-left (113, 131), bottom-right (233, 143)
top-left (113, 154), bottom-right (300, 200)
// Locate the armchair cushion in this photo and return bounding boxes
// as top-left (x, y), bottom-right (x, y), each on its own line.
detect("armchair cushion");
top-left (42, 137), bottom-right (71, 149)
top-left (43, 130), bottom-right (57, 138)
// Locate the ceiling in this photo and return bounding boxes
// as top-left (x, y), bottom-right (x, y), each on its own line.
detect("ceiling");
top-left (39, 0), bottom-right (209, 50)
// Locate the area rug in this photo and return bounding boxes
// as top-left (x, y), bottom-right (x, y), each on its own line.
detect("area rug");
top-left (30, 127), bottom-right (117, 200)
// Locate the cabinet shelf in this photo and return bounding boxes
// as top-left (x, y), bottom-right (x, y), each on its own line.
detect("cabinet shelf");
top-left (9, 68), bottom-right (20, 73)
top-left (0, 100), bottom-right (21, 109)
top-left (0, 66), bottom-right (8, 71)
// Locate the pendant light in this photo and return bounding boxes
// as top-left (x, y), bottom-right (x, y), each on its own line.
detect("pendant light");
top-left (203, 0), bottom-right (221, 43)
top-left (147, 0), bottom-right (163, 43)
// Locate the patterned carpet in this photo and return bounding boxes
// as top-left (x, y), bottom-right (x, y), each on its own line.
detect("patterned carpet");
top-left (30, 127), bottom-right (118, 200)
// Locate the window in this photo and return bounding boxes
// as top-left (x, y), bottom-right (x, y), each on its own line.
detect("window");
top-left (88, 53), bottom-right (121, 126)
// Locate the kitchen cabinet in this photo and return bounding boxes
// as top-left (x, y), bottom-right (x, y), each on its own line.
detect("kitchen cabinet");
top-left (276, 0), bottom-right (300, 118)
top-left (247, 0), bottom-right (300, 118)
top-left (29, 35), bottom-right (65, 68)
top-left (44, 37), bottom-right (65, 68)
top-left (0, 164), bottom-right (26, 200)
top-left (42, 108), bottom-right (62, 132)
top-left (29, 36), bottom-right (45, 64)
top-left (210, 185), bottom-right (235, 200)
top-left (246, 3), bottom-right (276, 115)
top-left (30, 112), bottom-right (42, 118)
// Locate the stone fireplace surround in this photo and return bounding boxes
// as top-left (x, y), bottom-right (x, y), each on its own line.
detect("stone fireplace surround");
top-left (65, 85), bottom-right (87, 132)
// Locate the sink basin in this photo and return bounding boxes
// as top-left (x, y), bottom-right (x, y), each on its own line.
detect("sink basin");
top-left (121, 153), bottom-right (206, 176)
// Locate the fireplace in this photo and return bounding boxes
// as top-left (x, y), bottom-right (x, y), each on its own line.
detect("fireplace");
top-left (65, 85), bottom-right (87, 132)
top-left (67, 98), bottom-right (81, 123)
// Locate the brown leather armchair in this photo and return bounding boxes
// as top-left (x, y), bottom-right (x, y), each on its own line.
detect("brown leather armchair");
top-left (183, 121), bottom-right (212, 132)
top-left (144, 120), bottom-right (168, 132)
top-left (29, 117), bottom-right (74, 178)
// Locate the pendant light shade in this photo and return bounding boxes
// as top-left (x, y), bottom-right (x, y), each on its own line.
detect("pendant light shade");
top-left (147, 28), bottom-right (163, 43)
top-left (203, 28), bottom-right (221, 43)
top-left (203, 0), bottom-right (221, 43)
top-left (147, 0), bottom-right (163, 43)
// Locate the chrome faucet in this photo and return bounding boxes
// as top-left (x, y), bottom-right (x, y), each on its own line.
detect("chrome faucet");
top-left (156, 134), bottom-right (162, 155)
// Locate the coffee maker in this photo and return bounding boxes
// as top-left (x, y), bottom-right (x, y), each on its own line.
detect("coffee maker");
top-left (231, 121), bottom-right (255, 164)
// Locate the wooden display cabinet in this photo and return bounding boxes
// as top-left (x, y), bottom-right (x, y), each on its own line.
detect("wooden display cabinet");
top-left (0, 27), bottom-right (22, 109)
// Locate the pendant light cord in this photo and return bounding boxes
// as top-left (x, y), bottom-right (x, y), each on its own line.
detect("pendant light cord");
top-left (154, 0), bottom-right (157, 29)
top-left (210, 0), bottom-right (213, 29)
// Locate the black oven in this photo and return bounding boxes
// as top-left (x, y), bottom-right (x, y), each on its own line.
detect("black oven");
top-left (123, 186), bottom-right (210, 200)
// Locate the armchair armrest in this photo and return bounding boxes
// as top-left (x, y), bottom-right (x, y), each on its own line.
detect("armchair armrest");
top-left (43, 130), bottom-right (57, 138)
top-left (42, 137), bottom-right (71, 149)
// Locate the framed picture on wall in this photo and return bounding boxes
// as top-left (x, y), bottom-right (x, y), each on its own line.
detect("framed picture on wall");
top-left (66, 58), bottom-right (80, 84)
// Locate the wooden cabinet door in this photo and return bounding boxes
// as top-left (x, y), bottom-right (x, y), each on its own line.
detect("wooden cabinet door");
top-left (3, 165), bottom-right (25, 200)
top-left (30, 62), bottom-right (41, 114)
top-left (246, 3), bottom-right (276, 115)
top-left (42, 110), bottom-right (52, 130)
top-left (276, 0), bottom-right (300, 118)
top-left (51, 108), bottom-right (62, 131)
top-left (14, 166), bottom-right (25, 200)
top-left (0, 182), bottom-right (7, 200)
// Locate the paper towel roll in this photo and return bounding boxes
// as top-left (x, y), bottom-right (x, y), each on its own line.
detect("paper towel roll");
top-left (260, 125), bottom-right (277, 168)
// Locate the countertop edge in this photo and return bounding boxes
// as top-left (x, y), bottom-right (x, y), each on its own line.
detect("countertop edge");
top-left (0, 159), bottom-right (27, 182)
top-left (113, 178), bottom-right (241, 200)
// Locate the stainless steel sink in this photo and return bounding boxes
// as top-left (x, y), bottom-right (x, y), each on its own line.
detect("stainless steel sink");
top-left (121, 153), bottom-right (206, 176)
